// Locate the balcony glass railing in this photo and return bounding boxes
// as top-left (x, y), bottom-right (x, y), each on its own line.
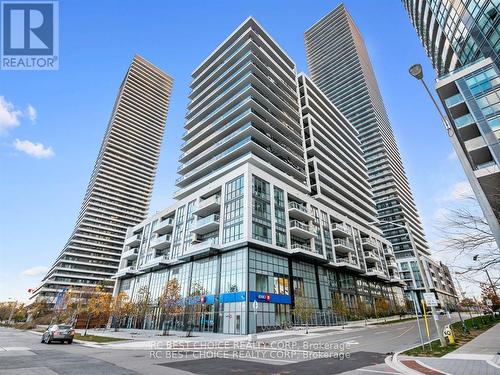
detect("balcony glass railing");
top-left (183, 99), bottom-right (252, 146)
top-left (364, 251), bottom-right (377, 258)
top-left (177, 137), bottom-right (252, 183)
top-left (337, 257), bottom-right (357, 266)
top-left (288, 201), bottom-right (309, 213)
top-left (332, 223), bottom-right (350, 233)
top-left (476, 160), bottom-right (496, 170)
top-left (334, 238), bottom-right (354, 248)
top-left (290, 220), bottom-right (312, 232)
top-left (444, 93), bottom-right (464, 108)
top-left (291, 243), bottom-right (312, 252)
top-left (195, 214), bottom-right (220, 227)
top-left (454, 113), bottom-right (475, 128)
top-left (179, 123), bottom-right (252, 170)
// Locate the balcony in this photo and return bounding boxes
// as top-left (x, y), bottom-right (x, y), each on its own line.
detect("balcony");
top-left (454, 113), bottom-right (475, 128)
top-left (179, 239), bottom-right (221, 260)
top-left (384, 250), bottom-right (396, 259)
top-left (191, 214), bottom-right (220, 235)
top-left (386, 260), bottom-right (398, 269)
top-left (150, 234), bottom-right (172, 250)
top-left (288, 202), bottom-right (314, 221)
top-left (444, 93), bottom-right (464, 108)
top-left (336, 257), bottom-right (360, 271)
top-left (122, 247), bottom-right (138, 260)
top-left (193, 195), bottom-right (221, 217)
top-left (333, 238), bottom-right (355, 254)
top-left (331, 223), bottom-right (350, 238)
top-left (365, 267), bottom-right (387, 279)
top-left (362, 238), bottom-right (378, 250)
top-left (290, 243), bottom-right (327, 262)
top-left (140, 255), bottom-right (175, 270)
top-left (113, 266), bottom-right (138, 278)
top-left (153, 217), bottom-right (174, 235)
top-left (364, 251), bottom-right (378, 263)
top-left (289, 220), bottom-right (315, 239)
top-left (124, 234), bottom-right (141, 247)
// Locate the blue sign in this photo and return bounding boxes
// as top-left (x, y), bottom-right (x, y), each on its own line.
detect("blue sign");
top-left (248, 291), bottom-right (291, 305)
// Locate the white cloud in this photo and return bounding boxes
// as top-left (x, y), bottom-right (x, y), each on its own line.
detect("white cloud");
top-left (447, 150), bottom-right (458, 161)
top-left (14, 139), bottom-right (54, 159)
top-left (21, 266), bottom-right (48, 277)
top-left (0, 96), bottom-right (22, 134)
top-left (449, 181), bottom-right (473, 201)
top-left (26, 104), bottom-right (37, 123)
top-left (439, 181), bottom-right (473, 202)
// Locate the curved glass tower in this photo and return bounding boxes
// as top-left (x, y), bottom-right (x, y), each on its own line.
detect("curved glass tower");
top-left (31, 55), bottom-right (173, 302)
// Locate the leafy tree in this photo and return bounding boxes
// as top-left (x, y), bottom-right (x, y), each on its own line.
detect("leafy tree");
top-left (186, 282), bottom-right (206, 337)
top-left (293, 295), bottom-right (314, 334)
top-left (331, 295), bottom-right (349, 323)
top-left (84, 285), bottom-right (111, 335)
top-left (374, 298), bottom-right (391, 318)
top-left (110, 291), bottom-right (133, 332)
top-left (158, 279), bottom-right (182, 336)
top-left (133, 286), bottom-right (151, 329)
top-left (355, 297), bottom-right (369, 320)
top-left (480, 283), bottom-right (499, 310)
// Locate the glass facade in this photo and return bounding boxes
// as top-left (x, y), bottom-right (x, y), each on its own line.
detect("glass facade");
top-left (119, 245), bottom-right (405, 334)
top-left (223, 175), bottom-right (244, 243)
top-left (252, 176), bottom-right (272, 243)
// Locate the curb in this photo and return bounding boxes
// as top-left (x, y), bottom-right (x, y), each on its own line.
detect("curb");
top-left (385, 340), bottom-right (447, 375)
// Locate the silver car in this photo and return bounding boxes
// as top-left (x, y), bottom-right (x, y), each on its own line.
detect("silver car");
top-left (41, 324), bottom-right (75, 344)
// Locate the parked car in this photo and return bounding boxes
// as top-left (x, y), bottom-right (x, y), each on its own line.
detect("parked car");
top-left (41, 324), bottom-right (75, 344)
top-left (436, 309), bottom-right (446, 315)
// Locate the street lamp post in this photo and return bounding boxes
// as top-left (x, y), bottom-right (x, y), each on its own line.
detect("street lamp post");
top-left (372, 219), bottom-right (447, 347)
top-left (408, 64), bottom-right (453, 136)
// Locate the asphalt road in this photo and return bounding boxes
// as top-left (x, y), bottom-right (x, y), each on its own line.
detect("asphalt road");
top-left (0, 314), bottom-right (463, 375)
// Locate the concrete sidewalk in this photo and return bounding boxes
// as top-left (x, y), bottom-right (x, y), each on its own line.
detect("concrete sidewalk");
top-left (393, 322), bottom-right (500, 375)
top-left (77, 313), bottom-right (415, 343)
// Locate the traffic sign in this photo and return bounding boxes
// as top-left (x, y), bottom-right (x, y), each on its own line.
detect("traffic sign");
top-left (443, 327), bottom-right (452, 336)
top-left (423, 292), bottom-right (438, 307)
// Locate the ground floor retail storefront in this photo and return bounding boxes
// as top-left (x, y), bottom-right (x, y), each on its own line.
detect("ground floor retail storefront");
top-left (115, 246), bottom-right (406, 334)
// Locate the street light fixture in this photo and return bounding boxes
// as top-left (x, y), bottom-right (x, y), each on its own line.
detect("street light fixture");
top-left (370, 219), bottom-right (447, 347)
top-left (408, 63), bottom-right (453, 137)
top-left (409, 64), bottom-right (424, 80)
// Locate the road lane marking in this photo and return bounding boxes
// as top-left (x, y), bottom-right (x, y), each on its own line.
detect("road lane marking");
top-left (359, 369), bottom-right (400, 374)
top-left (373, 331), bottom-right (390, 335)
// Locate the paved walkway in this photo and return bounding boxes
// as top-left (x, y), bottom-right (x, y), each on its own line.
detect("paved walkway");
top-left (394, 322), bottom-right (500, 375)
top-left (75, 314), bottom-right (414, 343)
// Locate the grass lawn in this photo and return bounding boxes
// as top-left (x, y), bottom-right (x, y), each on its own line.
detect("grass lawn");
top-left (403, 315), bottom-right (499, 357)
top-left (74, 333), bottom-right (130, 343)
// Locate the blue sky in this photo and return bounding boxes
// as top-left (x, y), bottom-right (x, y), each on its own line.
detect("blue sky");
top-left (0, 0), bottom-right (479, 302)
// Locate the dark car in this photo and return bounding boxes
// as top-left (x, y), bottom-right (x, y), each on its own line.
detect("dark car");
top-left (41, 324), bottom-right (75, 344)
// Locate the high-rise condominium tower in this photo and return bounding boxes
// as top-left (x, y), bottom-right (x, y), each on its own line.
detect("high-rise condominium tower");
top-left (304, 5), bottom-right (457, 305)
top-left (31, 55), bottom-right (173, 302)
top-left (402, 0), bottom-right (500, 246)
top-left (402, 0), bottom-right (499, 77)
top-left (112, 17), bottom-right (414, 335)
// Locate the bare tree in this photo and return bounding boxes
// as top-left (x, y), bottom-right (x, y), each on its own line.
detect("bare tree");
top-left (436, 195), bottom-right (498, 276)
